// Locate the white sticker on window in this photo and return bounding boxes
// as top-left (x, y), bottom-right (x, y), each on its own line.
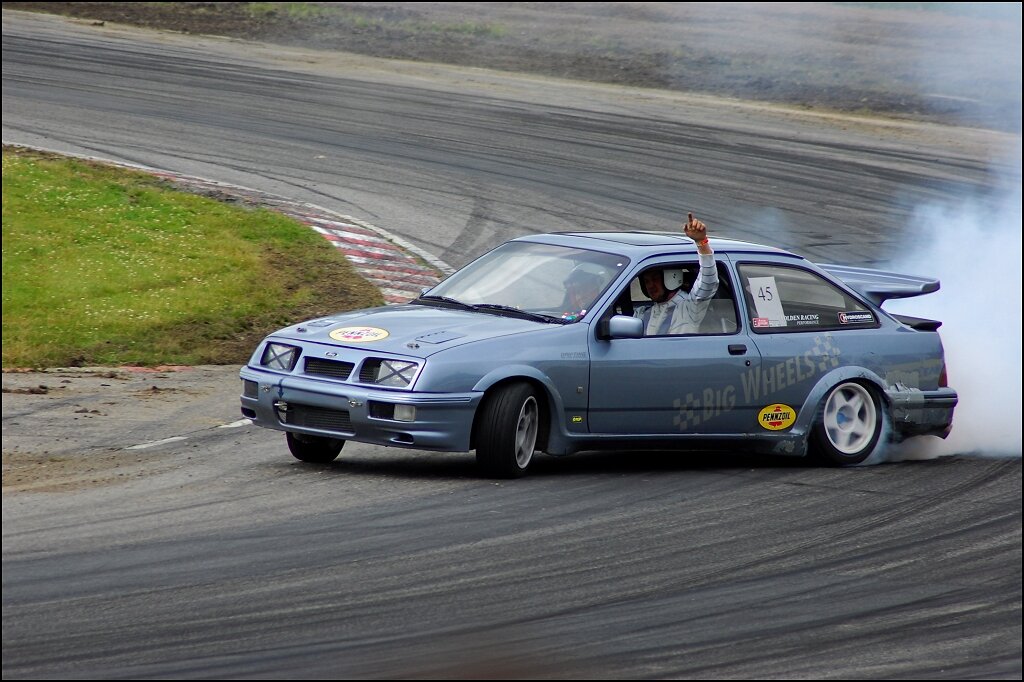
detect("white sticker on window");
top-left (747, 276), bottom-right (787, 327)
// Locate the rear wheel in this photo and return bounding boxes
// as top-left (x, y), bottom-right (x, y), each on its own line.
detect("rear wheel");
top-left (810, 381), bottom-right (883, 466)
top-left (286, 432), bottom-right (344, 463)
top-left (475, 382), bottom-right (540, 478)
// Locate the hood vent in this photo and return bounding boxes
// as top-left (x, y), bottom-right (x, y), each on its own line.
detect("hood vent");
top-left (414, 330), bottom-right (466, 344)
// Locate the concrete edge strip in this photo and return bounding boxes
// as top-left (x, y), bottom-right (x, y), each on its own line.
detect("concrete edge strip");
top-left (303, 201), bottom-right (456, 276)
top-left (126, 436), bottom-right (188, 450)
top-left (124, 418), bottom-right (255, 451)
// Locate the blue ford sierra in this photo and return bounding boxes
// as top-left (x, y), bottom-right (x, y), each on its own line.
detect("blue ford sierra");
top-left (240, 232), bottom-right (957, 477)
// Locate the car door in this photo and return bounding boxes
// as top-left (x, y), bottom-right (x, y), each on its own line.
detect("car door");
top-left (586, 258), bottom-right (763, 435)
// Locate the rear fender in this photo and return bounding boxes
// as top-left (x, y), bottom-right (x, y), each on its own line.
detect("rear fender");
top-left (794, 366), bottom-right (892, 441)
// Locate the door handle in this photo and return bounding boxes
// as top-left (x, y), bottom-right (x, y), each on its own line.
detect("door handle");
top-left (728, 344), bottom-right (747, 355)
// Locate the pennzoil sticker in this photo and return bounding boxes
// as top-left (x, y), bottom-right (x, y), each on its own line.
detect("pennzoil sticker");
top-left (758, 403), bottom-right (797, 430)
top-left (329, 326), bottom-right (390, 343)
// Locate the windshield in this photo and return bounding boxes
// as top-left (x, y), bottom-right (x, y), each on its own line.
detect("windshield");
top-left (424, 241), bottom-right (629, 322)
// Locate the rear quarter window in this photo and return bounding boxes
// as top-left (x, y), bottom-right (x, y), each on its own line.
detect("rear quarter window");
top-left (738, 263), bottom-right (877, 332)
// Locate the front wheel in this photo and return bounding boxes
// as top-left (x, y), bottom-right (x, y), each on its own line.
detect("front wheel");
top-left (810, 381), bottom-right (883, 466)
top-left (286, 432), bottom-right (344, 463)
top-left (475, 383), bottom-right (540, 478)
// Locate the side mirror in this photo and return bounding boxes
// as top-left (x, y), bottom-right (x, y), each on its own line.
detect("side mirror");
top-left (598, 314), bottom-right (644, 339)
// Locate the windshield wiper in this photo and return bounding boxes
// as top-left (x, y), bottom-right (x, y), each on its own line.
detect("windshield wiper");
top-left (414, 295), bottom-right (479, 311)
top-left (474, 304), bottom-right (568, 324)
top-left (415, 297), bottom-right (565, 324)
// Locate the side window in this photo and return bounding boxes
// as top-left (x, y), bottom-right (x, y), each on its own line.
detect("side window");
top-left (738, 263), bottom-right (877, 332)
top-left (608, 262), bottom-right (738, 336)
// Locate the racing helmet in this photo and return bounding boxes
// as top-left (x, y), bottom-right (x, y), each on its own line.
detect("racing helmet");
top-left (638, 267), bottom-right (686, 299)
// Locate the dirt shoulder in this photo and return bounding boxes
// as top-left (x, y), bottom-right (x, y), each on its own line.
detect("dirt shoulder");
top-left (4, 1), bottom-right (1019, 132)
top-left (2, 365), bottom-right (243, 492)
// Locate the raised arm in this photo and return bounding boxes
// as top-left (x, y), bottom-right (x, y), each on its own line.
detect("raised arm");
top-left (682, 212), bottom-right (717, 301)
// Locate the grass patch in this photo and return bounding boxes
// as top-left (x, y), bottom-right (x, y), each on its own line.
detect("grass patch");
top-left (246, 2), bottom-right (333, 21)
top-left (1, 146), bottom-right (383, 368)
top-left (423, 20), bottom-right (506, 38)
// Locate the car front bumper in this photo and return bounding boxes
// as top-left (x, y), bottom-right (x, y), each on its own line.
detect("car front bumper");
top-left (240, 367), bottom-right (482, 451)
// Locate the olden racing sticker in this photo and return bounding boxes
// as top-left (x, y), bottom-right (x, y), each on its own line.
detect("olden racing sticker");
top-left (329, 326), bottom-right (390, 343)
top-left (758, 403), bottom-right (797, 430)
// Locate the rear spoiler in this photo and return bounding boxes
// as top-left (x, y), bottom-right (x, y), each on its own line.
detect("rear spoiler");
top-left (889, 314), bottom-right (942, 331)
top-left (819, 264), bottom-right (940, 306)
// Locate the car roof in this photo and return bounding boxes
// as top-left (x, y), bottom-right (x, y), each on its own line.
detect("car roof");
top-left (517, 231), bottom-right (794, 257)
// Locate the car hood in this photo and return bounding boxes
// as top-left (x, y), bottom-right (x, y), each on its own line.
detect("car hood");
top-left (268, 304), bottom-right (554, 358)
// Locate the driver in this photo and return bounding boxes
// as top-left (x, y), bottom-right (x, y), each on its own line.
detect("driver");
top-left (636, 212), bottom-right (719, 335)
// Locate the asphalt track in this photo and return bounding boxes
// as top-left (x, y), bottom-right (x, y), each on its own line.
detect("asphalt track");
top-left (2, 10), bottom-right (1021, 679)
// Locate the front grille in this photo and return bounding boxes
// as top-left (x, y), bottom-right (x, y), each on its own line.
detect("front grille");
top-left (304, 357), bottom-right (354, 380)
top-left (283, 404), bottom-right (353, 433)
top-left (242, 380), bottom-right (259, 398)
top-left (359, 359), bottom-right (380, 383)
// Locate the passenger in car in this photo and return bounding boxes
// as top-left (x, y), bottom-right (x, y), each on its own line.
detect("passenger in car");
top-left (636, 213), bottom-right (719, 335)
top-left (563, 262), bottom-right (609, 318)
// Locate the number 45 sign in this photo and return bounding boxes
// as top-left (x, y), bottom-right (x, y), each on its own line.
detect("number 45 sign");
top-left (747, 276), bottom-right (787, 327)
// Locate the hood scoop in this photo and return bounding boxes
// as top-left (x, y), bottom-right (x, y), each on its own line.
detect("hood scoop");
top-left (295, 319), bottom-right (337, 333)
top-left (414, 330), bottom-right (466, 344)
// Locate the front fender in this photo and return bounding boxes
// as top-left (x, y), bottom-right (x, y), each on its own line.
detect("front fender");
top-left (472, 364), bottom-right (574, 455)
top-left (472, 363), bottom-right (561, 395)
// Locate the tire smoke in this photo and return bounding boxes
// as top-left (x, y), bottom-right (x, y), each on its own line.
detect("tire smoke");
top-left (884, 143), bottom-right (1022, 459)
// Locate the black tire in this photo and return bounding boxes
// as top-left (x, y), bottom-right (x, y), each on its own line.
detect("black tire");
top-left (809, 381), bottom-right (883, 466)
top-left (475, 382), bottom-right (540, 478)
top-left (286, 432), bottom-right (344, 463)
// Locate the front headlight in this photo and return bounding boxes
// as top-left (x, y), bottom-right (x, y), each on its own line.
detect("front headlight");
top-left (360, 358), bottom-right (419, 388)
top-left (261, 342), bottom-right (301, 371)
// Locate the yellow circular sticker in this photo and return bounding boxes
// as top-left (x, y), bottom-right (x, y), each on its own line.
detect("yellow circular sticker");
top-left (758, 403), bottom-right (797, 430)
top-left (329, 326), bottom-right (390, 343)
